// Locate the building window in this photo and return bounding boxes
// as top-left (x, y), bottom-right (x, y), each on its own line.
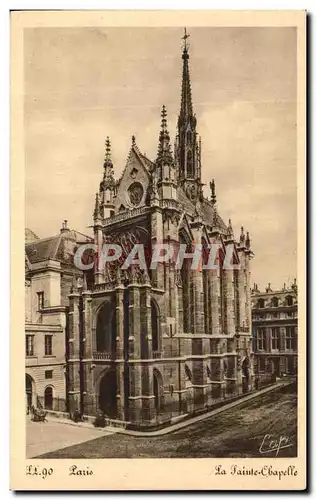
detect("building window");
top-left (26, 335), bottom-right (34, 356)
top-left (271, 297), bottom-right (279, 307)
top-left (257, 328), bottom-right (265, 350)
top-left (272, 312), bottom-right (279, 319)
top-left (285, 295), bottom-right (294, 306)
top-left (45, 370), bottom-right (53, 379)
top-left (258, 298), bottom-right (265, 308)
top-left (259, 357), bottom-right (265, 372)
top-left (44, 335), bottom-right (53, 356)
top-left (256, 313), bottom-right (265, 320)
top-left (37, 291), bottom-right (44, 310)
top-left (285, 327), bottom-right (296, 350)
top-left (271, 328), bottom-right (280, 350)
top-left (287, 357), bottom-right (295, 374)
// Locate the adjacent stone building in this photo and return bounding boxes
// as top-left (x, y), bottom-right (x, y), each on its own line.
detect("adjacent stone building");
top-left (251, 280), bottom-right (298, 379)
top-left (67, 35), bottom-right (255, 429)
top-left (25, 222), bottom-right (92, 412)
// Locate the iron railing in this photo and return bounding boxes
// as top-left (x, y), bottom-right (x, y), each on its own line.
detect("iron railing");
top-left (92, 351), bottom-right (112, 360)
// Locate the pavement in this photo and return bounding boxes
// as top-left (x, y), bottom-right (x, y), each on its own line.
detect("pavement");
top-left (26, 415), bottom-right (114, 458)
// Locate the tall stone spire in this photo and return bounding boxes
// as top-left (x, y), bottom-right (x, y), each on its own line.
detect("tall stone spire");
top-left (175, 28), bottom-right (201, 198)
top-left (179, 28), bottom-right (193, 123)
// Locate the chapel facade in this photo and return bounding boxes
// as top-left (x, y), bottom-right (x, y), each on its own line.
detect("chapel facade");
top-left (67, 35), bottom-right (254, 429)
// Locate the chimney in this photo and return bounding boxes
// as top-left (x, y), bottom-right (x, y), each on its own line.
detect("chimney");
top-left (60, 219), bottom-right (70, 234)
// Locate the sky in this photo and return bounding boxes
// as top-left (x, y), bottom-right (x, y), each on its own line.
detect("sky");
top-left (24, 27), bottom-right (297, 290)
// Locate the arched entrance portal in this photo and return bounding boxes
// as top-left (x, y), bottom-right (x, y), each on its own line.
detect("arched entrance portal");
top-left (44, 386), bottom-right (53, 409)
top-left (25, 374), bottom-right (34, 410)
top-left (99, 370), bottom-right (117, 419)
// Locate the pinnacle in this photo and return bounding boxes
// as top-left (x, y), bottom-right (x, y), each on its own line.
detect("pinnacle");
top-left (103, 136), bottom-right (114, 179)
top-left (210, 179), bottom-right (216, 204)
top-left (105, 136), bottom-right (111, 160)
top-left (156, 105), bottom-right (173, 166)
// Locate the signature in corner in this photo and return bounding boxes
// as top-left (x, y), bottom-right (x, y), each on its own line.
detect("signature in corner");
top-left (259, 433), bottom-right (293, 457)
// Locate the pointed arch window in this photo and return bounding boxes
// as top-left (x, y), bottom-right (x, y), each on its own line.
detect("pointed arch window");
top-left (202, 238), bottom-right (211, 334)
top-left (187, 150), bottom-right (193, 177)
top-left (151, 300), bottom-right (160, 353)
top-left (96, 299), bottom-right (117, 357)
top-left (180, 233), bottom-right (193, 333)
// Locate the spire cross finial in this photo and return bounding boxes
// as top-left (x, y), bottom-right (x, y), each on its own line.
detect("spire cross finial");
top-left (182, 27), bottom-right (190, 49)
top-left (105, 136), bottom-right (111, 160)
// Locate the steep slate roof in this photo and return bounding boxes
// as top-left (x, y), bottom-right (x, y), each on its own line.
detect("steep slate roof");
top-left (25, 229), bottom-right (93, 264)
top-left (26, 235), bottom-right (61, 263)
top-left (138, 152), bottom-right (155, 171)
top-left (201, 199), bottom-right (227, 231)
top-left (25, 228), bottom-right (40, 243)
top-left (177, 186), bottom-right (196, 215)
top-left (174, 186), bottom-right (227, 231)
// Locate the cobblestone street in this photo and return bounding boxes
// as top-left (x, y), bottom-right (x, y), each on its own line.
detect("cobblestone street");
top-left (36, 383), bottom-right (297, 459)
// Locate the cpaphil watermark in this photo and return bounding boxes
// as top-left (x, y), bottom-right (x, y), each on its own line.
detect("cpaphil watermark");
top-left (73, 241), bottom-right (240, 272)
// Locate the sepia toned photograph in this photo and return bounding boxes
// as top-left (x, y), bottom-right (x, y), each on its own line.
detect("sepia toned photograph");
top-left (11, 10), bottom-right (306, 491)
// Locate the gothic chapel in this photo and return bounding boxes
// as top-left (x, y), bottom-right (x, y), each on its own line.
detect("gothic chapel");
top-left (67, 32), bottom-right (254, 429)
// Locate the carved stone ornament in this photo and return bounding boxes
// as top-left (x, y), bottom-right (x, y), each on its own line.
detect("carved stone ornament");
top-left (186, 183), bottom-right (198, 202)
top-left (175, 269), bottom-right (182, 286)
top-left (130, 167), bottom-right (138, 179)
top-left (237, 352), bottom-right (243, 370)
top-left (128, 182), bottom-right (144, 206)
top-left (163, 211), bottom-right (181, 226)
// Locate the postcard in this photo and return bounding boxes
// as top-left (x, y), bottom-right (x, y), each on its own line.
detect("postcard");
top-left (11, 9), bottom-right (306, 490)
